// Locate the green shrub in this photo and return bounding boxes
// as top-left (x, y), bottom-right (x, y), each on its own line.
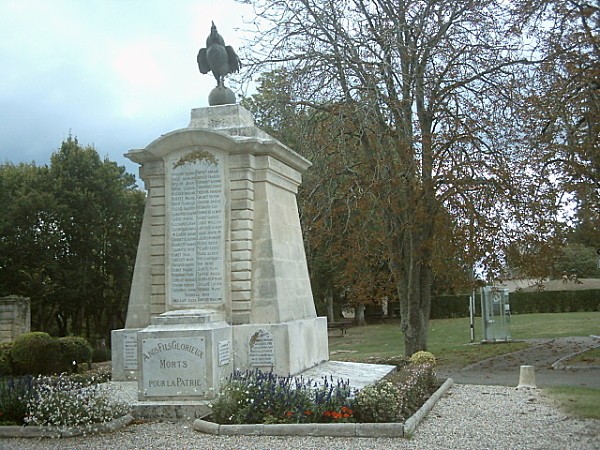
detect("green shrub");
top-left (409, 351), bottom-right (436, 367)
top-left (400, 364), bottom-right (437, 416)
top-left (58, 336), bottom-right (93, 373)
top-left (0, 375), bottom-right (36, 424)
top-left (354, 363), bottom-right (436, 423)
top-left (0, 342), bottom-right (14, 376)
top-left (10, 332), bottom-right (61, 376)
top-left (355, 380), bottom-right (403, 423)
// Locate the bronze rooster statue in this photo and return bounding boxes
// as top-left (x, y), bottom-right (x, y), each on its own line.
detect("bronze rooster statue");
top-left (197, 22), bottom-right (241, 88)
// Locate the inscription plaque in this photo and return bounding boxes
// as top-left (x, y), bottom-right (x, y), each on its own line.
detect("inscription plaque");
top-left (218, 340), bottom-right (231, 366)
top-left (249, 329), bottom-right (275, 367)
top-left (123, 331), bottom-right (138, 371)
top-left (167, 149), bottom-right (226, 307)
top-left (141, 336), bottom-right (207, 397)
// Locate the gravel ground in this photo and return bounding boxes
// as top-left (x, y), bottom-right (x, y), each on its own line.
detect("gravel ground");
top-left (1, 384), bottom-right (598, 450)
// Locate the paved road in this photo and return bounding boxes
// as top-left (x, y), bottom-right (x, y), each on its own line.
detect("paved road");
top-left (437, 336), bottom-right (600, 388)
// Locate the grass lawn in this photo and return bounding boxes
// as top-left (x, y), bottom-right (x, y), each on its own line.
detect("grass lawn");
top-left (329, 311), bottom-right (600, 420)
top-left (546, 386), bottom-right (600, 419)
top-left (509, 311), bottom-right (600, 339)
top-left (329, 312), bottom-right (600, 370)
top-left (565, 347), bottom-right (600, 366)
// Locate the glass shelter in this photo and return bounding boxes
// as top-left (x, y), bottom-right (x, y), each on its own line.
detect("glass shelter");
top-left (480, 287), bottom-right (511, 342)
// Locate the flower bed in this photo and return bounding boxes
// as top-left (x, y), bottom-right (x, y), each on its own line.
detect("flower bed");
top-left (199, 357), bottom-right (440, 437)
top-left (0, 413), bottom-right (134, 438)
top-left (194, 378), bottom-right (454, 438)
top-left (0, 372), bottom-right (131, 437)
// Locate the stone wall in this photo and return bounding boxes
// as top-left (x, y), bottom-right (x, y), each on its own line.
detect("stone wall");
top-left (0, 296), bottom-right (31, 343)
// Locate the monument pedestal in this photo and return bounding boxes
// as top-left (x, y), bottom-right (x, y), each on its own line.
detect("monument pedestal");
top-left (111, 328), bottom-right (143, 381)
top-left (137, 310), bottom-right (231, 401)
top-left (232, 318), bottom-right (328, 375)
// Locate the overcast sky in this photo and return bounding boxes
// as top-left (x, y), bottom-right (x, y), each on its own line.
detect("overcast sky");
top-left (0, 0), bottom-right (253, 179)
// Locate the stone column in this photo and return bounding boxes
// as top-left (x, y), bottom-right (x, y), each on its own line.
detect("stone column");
top-left (0, 296), bottom-right (30, 343)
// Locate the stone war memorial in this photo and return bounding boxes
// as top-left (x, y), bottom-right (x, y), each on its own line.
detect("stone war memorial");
top-left (111, 23), bottom-right (329, 407)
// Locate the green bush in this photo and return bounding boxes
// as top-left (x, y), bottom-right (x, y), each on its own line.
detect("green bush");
top-left (354, 363), bottom-right (436, 423)
top-left (355, 380), bottom-right (403, 423)
top-left (0, 342), bottom-right (14, 376)
top-left (10, 332), bottom-right (61, 376)
top-left (409, 351), bottom-right (436, 367)
top-left (400, 364), bottom-right (436, 416)
top-left (57, 336), bottom-right (93, 373)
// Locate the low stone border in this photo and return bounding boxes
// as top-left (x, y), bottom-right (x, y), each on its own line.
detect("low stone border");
top-left (0, 414), bottom-right (134, 438)
top-left (551, 340), bottom-right (600, 371)
top-left (193, 378), bottom-right (454, 438)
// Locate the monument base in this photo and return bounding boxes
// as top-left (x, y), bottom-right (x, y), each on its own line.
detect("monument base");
top-left (137, 310), bottom-right (232, 401)
top-left (232, 317), bottom-right (328, 375)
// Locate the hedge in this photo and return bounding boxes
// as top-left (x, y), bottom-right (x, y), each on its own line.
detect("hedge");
top-left (429, 295), bottom-right (475, 319)
top-left (429, 290), bottom-right (600, 319)
top-left (510, 289), bottom-right (600, 314)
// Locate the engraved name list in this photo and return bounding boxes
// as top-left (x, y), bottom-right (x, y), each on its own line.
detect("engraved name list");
top-left (168, 150), bottom-right (225, 306)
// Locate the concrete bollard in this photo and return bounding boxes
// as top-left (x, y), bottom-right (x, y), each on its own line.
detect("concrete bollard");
top-left (517, 365), bottom-right (536, 389)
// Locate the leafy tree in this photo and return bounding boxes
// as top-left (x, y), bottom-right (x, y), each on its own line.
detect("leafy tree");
top-left (0, 137), bottom-right (144, 341)
top-left (244, 72), bottom-right (400, 324)
top-left (515, 0), bottom-right (599, 213)
top-left (553, 243), bottom-right (598, 279)
top-left (0, 163), bottom-right (62, 330)
top-left (48, 137), bottom-right (144, 338)
top-left (239, 0), bottom-right (565, 354)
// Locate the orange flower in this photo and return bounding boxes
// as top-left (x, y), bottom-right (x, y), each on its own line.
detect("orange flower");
top-left (285, 411), bottom-right (293, 417)
top-left (304, 410), bottom-right (312, 415)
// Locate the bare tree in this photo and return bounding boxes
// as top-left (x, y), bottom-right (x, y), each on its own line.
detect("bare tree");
top-left (239, 0), bottom-right (563, 355)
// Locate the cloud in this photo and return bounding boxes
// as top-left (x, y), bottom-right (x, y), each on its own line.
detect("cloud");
top-left (0, 0), bottom-right (253, 175)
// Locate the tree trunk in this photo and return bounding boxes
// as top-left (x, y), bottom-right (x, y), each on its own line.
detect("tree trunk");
top-left (55, 312), bottom-right (67, 336)
top-left (326, 294), bottom-right (334, 323)
top-left (397, 268), bottom-right (431, 355)
top-left (73, 306), bottom-right (84, 335)
top-left (391, 225), bottom-right (432, 356)
top-left (354, 303), bottom-right (367, 326)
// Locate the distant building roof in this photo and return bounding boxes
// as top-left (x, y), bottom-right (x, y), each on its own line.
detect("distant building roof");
top-left (497, 278), bottom-right (600, 292)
